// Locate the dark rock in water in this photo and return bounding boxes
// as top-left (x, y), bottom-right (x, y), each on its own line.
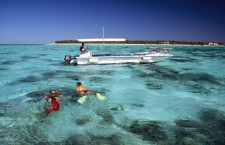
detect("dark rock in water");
top-left (19, 76), bottom-right (40, 83)
top-left (138, 64), bottom-right (179, 81)
top-left (96, 111), bottom-right (115, 124)
top-left (97, 70), bottom-right (114, 76)
top-left (175, 116), bottom-right (225, 145)
top-left (1, 60), bottom-right (16, 65)
top-left (42, 70), bottom-right (80, 81)
top-left (129, 120), bottom-right (167, 142)
top-left (146, 81), bottom-right (163, 90)
top-left (138, 72), bottom-right (154, 78)
top-left (39, 54), bottom-right (48, 56)
top-left (179, 73), bottom-right (220, 85)
top-left (8, 75), bottom-right (40, 86)
top-left (181, 68), bottom-right (192, 71)
top-left (176, 119), bottom-right (206, 128)
top-left (130, 104), bottom-right (145, 108)
top-left (169, 56), bottom-right (197, 63)
top-left (110, 104), bottom-right (124, 111)
top-left (199, 109), bottom-right (225, 126)
top-left (185, 83), bottom-right (212, 94)
top-left (88, 134), bottom-right (125, 145)
top-left (65, 135), bottom-right (91, 145)
top-left (174, 120), bottom-right (214, 145)
top-left (89, 76), bottom-right (108, 83)
top-left (21, 55), bottom-right (38, 60)
top-left (138, 65), bottom-right (221, 86)
top-left (76, 118), bottom-right (90, 125)
top-left (0, 112), bottom-right (4, 116)
top-left (42, 71), bottom-right (59, 78)
top-left (0, 124), bottom-right (47, 144)
top-left (198, 108), bottom-right (225, 143)
top-left (26, 90), bottom-right (47, 102)
top-left (66, 74), bottom-right (80, 81)
top-left (123, 64), bottom-right (134, 69)
top-left (36, 141), bottom-right (59, 145)
top-left (110, 107), bottom-right (119, 111)
top-left (0, 68), bottom-right (8, 71)
top-left (79, 71), bottom-right (95, 76)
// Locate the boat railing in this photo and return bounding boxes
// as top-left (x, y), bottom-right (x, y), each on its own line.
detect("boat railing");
top-left (149, 47), bottom-right (172, 54)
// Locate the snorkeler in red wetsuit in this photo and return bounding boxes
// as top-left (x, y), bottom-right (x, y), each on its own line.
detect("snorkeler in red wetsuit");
top-left (42, 90), bottom-right (62, 116)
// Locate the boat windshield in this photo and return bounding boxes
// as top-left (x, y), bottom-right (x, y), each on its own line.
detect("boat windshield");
top-left (149, 47), bottom-right (172, 54)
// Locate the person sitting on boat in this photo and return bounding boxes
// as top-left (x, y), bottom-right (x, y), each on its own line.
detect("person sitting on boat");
top-left (163, 48), bottom-right (168, 54)
top-left (76, 82), bottom-right (91, 96)
top-left (80, 43), bottom-right (87, 54)
top-left (42, 90), bottom-right (62, 116)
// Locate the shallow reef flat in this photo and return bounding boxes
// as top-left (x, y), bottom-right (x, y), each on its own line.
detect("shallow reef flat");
top-left (0, 44), bottom-right (225, 144)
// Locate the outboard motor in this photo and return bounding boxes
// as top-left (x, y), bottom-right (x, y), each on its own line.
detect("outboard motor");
top-left (64, 55), bottom-right (72, 64)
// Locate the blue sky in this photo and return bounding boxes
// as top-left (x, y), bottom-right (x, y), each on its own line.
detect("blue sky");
top-left (0, 0), bottom-right (225, 44)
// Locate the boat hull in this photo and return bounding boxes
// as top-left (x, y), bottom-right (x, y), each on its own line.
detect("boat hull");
top-left (74, 54), bottom-right (172, 65)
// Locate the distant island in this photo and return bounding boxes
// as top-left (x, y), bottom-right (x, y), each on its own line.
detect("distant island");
top-left (55, 40), bottom-right (224, 46)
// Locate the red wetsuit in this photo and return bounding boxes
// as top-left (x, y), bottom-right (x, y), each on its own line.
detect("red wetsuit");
top-left (45, 96), bottom-right (60, 116)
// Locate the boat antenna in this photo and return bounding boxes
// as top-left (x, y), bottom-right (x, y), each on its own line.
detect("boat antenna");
top-left (103, 26), bottom-right (105, 55)
top-left (103, 26), bottom-right (104, 44)
top-left (75, 33), bottom-right (77, 40)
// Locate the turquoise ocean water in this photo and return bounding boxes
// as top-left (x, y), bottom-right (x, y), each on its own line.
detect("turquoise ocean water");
top-left (0, 44), bottom-right (225, 144)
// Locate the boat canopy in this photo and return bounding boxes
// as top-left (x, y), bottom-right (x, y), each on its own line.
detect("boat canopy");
top-left (77, 38), bottom-right (126, 42)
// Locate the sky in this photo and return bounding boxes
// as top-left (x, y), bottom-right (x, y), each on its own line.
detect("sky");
top-left (0, 0), bottom-right (225, 44)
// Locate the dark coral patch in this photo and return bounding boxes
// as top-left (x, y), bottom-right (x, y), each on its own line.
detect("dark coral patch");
top-left (1, 60), bottom-right (16, 65)
top-left (185, 83), bottom-right (212, 94)
top-left (129, 120), bottom-right (168, 142)
top-left (21, 56), bottom-right (38, 60)
top-left (8, 76), bottom-right (40, 86)
top-left (170, 56), bottom-right (197, 63)
top-left (146, 81), bottom-right (163, 90)
top-left (89, 76), bottom-right (108, 83)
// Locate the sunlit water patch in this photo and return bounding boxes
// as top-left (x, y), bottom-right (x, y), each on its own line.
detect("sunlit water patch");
top-left (0, 44), bottom-right (225, 144)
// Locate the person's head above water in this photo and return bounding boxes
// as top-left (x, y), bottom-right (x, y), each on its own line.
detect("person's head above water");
top-left (82, 43), bottom-right (84, 46)
top-left (77, 82), bottom-right (82, 87)
top-left (51, 90), bottom-right (57, 95)
top-left (51, 90), bottom-right (56, 93)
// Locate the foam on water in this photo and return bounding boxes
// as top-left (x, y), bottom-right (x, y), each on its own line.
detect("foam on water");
top-left (0, 44), bottom-right (225, 144)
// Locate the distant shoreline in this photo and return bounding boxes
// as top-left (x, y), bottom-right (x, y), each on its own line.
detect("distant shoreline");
top-left (54, 40), bottom-right (224, 46)
top-left (46, 43), bottom-right (224, 46)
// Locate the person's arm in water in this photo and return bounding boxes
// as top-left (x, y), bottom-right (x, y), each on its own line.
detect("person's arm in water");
top-left (42, 95), bottom-right (49, 102)
top-left (82, 86), bottom-right (90, 91)
top-left (75, 87), bottom-right (80, 94)
top-left (55, 93), bottom-right (63, 101)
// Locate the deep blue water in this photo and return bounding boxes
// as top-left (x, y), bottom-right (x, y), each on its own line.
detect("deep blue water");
top-left (0, 44), bottom-right (225, 144)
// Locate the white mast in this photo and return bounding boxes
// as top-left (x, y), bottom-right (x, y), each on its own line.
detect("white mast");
top-left (103, 26), bottom-right (104, 43)
top-left (75, 33), bottom-right (77, 40)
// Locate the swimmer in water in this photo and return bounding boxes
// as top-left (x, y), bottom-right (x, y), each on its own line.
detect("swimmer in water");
top-left (75, 82), bottom-right (106, 104)
top-left (75, 82), bottom-right (91, 96)
top-left (42, 90), bottom-right (62, 116)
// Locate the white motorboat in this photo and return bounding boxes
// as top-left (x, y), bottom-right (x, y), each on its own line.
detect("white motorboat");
top-left (64, 27), bottom-right (172, 65)
top-left (65, 46), bottom-right (173, 65)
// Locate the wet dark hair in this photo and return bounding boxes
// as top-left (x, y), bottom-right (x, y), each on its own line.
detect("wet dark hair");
top-left (82, 43), bottom-right (84, 45)
top-left (77, 82), bottom-right (82, 86)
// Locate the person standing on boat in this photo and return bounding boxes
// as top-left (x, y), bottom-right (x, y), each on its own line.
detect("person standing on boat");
top-left (80, 43), bottom-right (86, 54)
